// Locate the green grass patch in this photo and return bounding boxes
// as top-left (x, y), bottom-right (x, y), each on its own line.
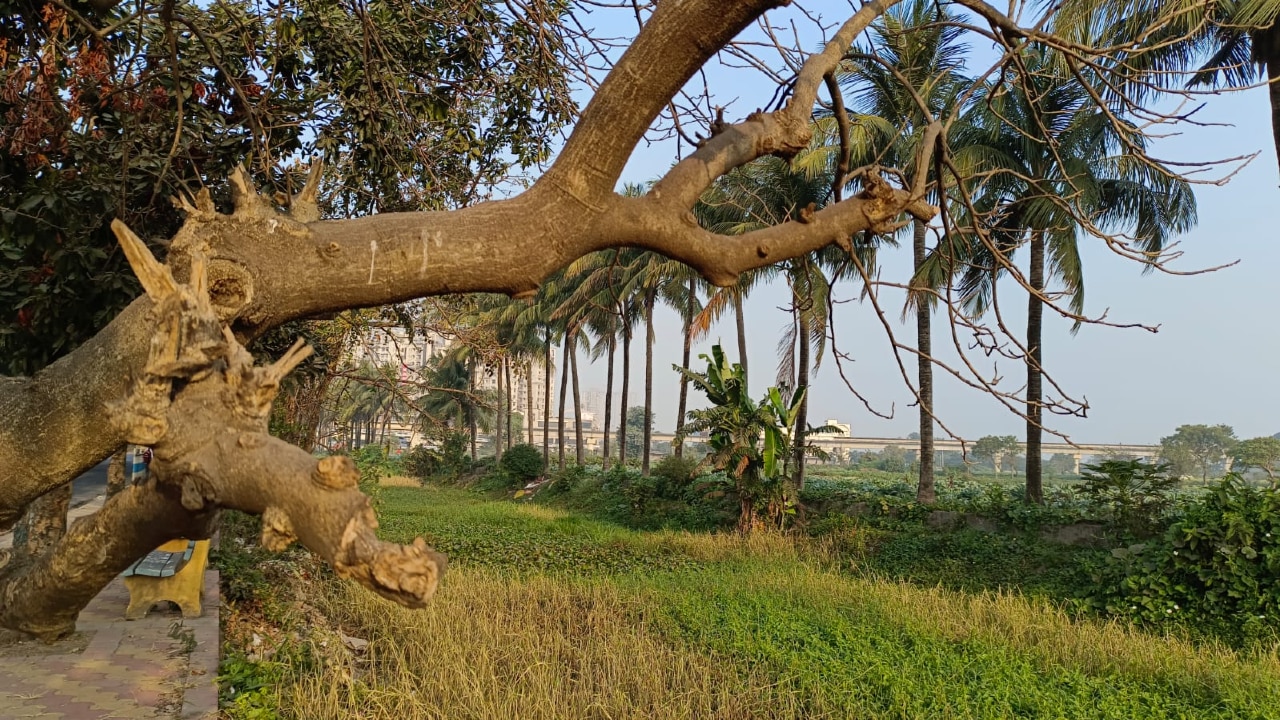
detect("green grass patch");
top-left (234, 485), bottom-right (1280, 719)
top-left (376, 485), bottom-right (704, 574)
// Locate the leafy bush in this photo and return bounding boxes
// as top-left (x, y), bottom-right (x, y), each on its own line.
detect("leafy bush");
top-left (1084, 476), bottom-right (1280, 645)
top-left (349, 445), bottom-right (402, 491)
top-left (214, 511), bottom-right (272, 605)
top-left (1078, 459), bottom-right (1177, 538)
top-left (402, 445), bottom-right (439, 482)
top-left (500, 443), bottom-right (544, 484)
top-left (652, 454), bottom-right (700, 498)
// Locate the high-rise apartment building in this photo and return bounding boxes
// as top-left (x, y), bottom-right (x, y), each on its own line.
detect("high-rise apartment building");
top-left (345, 325), bottom-right (554, 448)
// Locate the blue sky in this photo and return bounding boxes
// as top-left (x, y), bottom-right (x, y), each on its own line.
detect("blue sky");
top-left (557, 5), bottom-right (1278, 445)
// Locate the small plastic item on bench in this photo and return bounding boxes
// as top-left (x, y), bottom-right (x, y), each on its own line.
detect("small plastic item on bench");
top-left (121, 538), bottom-right (210, 619)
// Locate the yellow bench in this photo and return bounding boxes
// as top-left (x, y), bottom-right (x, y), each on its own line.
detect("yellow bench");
top-left (121, 538), bottom-right (210, 619)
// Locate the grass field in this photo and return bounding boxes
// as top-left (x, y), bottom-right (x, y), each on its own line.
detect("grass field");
top-left (224, 485), bottom-right (1280, 720)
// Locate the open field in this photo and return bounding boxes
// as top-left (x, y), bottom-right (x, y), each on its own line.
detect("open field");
top-left (222, 485), bottom-right (1280, 720)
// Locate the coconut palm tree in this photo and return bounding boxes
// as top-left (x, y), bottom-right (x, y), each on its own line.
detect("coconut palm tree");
top-left (670, 273), bottom-right (704, 457)
top-left (944, 50), bottom-right (1197, 503)
top-left (840, 0), bottom-right (971, 504)
top-left (689, 183), bottom-right (766, 385)
top-left (567, 250), bottom-right (647, 470)
top-left (1052, 0), bottom-right (1280, 174)
top-left (334, 361), bottom-right (402, 448)
top-left (709, 125), bottom-right (853, 491)
top-left (417, 350), bottom-right (497, 458)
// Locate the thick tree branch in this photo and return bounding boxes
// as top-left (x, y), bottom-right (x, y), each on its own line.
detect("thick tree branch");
top-left (0, 228), bottom-right (444, 638)
top-left (546, 0), bottom-right (790, 196)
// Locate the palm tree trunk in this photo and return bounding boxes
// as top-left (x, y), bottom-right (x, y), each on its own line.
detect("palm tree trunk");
top-left (674, 277), bottom-right (695, 458)
top-left (543, 332), bottom-right (551, 468)
top-left (495, 360), bottom-right (504, 462)
top-left (527, 360), bottom-right (535, 445)
top-left (642, 290), bottom-right (655, 476)
top-left (794, 311), bottom-right (810, 491)
top-left (1026, 231), bottom-right (1045, 504)
top-left (571, 334), bottom-right (584, 465)
top-left (1265, 31), bottom-right (1280, 178)
top-left (913, 219), bottom-right (936, 504)
top-left (602, 338), bottom-right (615, 469)
top-left (619, 327), bottom-right (631, 467)
top-left (504, 358), bottom-right (513, 451)
top-left (558, 333), bottom-right (570, 471)
top-left (468, 359), bottom-right (478, 461)
top-left (734, 292), bottom-right (749, 384)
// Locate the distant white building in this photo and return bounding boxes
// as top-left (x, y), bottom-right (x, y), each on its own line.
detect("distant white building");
top-left (342, 325), bottom-right (554, 449)
top-left (811, 418), bottom-right (851, 438)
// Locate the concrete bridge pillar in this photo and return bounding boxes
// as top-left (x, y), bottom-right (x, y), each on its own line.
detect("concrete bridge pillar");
top-left (1072, 452), bottom-right (1082, 475)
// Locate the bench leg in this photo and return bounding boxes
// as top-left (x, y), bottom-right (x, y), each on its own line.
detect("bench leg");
top-left (176, 595), bottom-right (202, 619)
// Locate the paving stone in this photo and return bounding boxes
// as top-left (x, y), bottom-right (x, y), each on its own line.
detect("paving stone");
top-left (0, 570), bottom-right (222, 720)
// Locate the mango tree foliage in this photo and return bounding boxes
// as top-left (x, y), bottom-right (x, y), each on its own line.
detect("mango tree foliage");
top-left (0, 0), bottom-right (574, 373)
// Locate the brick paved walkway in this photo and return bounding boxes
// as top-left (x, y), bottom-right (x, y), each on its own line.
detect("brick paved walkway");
top-left (0, 570), bottom-right (220, 719)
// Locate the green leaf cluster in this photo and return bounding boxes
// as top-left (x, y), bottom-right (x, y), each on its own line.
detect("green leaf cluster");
top-left (1086, 476), bottom-right (1280, 645)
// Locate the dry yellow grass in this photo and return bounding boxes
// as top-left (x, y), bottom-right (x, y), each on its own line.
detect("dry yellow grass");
top-left (378, 475), bottom-right (421, 488)
top-left (281, 569), bottom-right (800, 720)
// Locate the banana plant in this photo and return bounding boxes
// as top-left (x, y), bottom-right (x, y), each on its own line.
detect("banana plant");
top-left (676, 345), bottom-right (835, 531)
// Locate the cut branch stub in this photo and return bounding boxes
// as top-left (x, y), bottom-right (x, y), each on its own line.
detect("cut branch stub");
top-left (290, 160), bottom-right (324, 224)
top-left (111, 220), bottom-right (177, 301)
top-left (108, 178), bottom-right (447, 618)
top-left (228, 166), bottom-right (276, 220)
top-left (314, 455), bottom-right (359, 490)
top-left (261, 506), bottom-right (297, 552)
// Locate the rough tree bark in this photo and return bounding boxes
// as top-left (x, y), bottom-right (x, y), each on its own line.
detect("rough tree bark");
top-left (642, 289), bottom-right (656, 476)
top-left (794, 312), bottom-right (810, 491)
top-left (734, 293), bottom-right (750, 384)
top-left (619, 327), bottom-right (631, 467)
top-left (495, 359), bottom-right (504, 462)
top-left (1026, 230), bottom-right (1045, 504)
top-left (602, 339), bottom-right (615, 469)
top-left (674, 277), bottom-right (695, 458)
top-left (913, 220), bottom-right (936, 505)
top-left (106, 450), bottom-right (127, 498)
top-left (0, 0), bottom-right (930, 637)
top-left (542, 333), bottom-right (551, 468)
top-left (10, 484), bottom-right (73, 565)
top-left (557, 333), bottom-right (570, 471)
top-left (571, 334), bottom-right (584, 466)
top-left (504, 359), bottom-right (513, 451)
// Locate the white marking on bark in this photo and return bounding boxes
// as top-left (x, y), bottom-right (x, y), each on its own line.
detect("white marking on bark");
top-left (419, 230), bottom-right (431, 275)
top-left (368, 240), bottom-right (378, 284)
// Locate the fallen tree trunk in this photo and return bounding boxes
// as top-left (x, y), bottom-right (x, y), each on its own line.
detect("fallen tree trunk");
top-left (0, 0), bottom-right (932, 637)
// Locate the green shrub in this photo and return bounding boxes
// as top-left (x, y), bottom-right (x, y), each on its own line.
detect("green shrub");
top-left (1078, 459), bottom-right (1177, 538)
top-left (213, 511), bottom-right (272, 604)
top-left (652, 454), bottom-right (700, 498)
top-left (1084, 476), bottom-right (1280, 645)
top-left (500, 443), bottom-right (544, 484)
top-left (402, 445), bottom-right (439, 482)
top-left (349, 445), bottom-right (402, 491)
